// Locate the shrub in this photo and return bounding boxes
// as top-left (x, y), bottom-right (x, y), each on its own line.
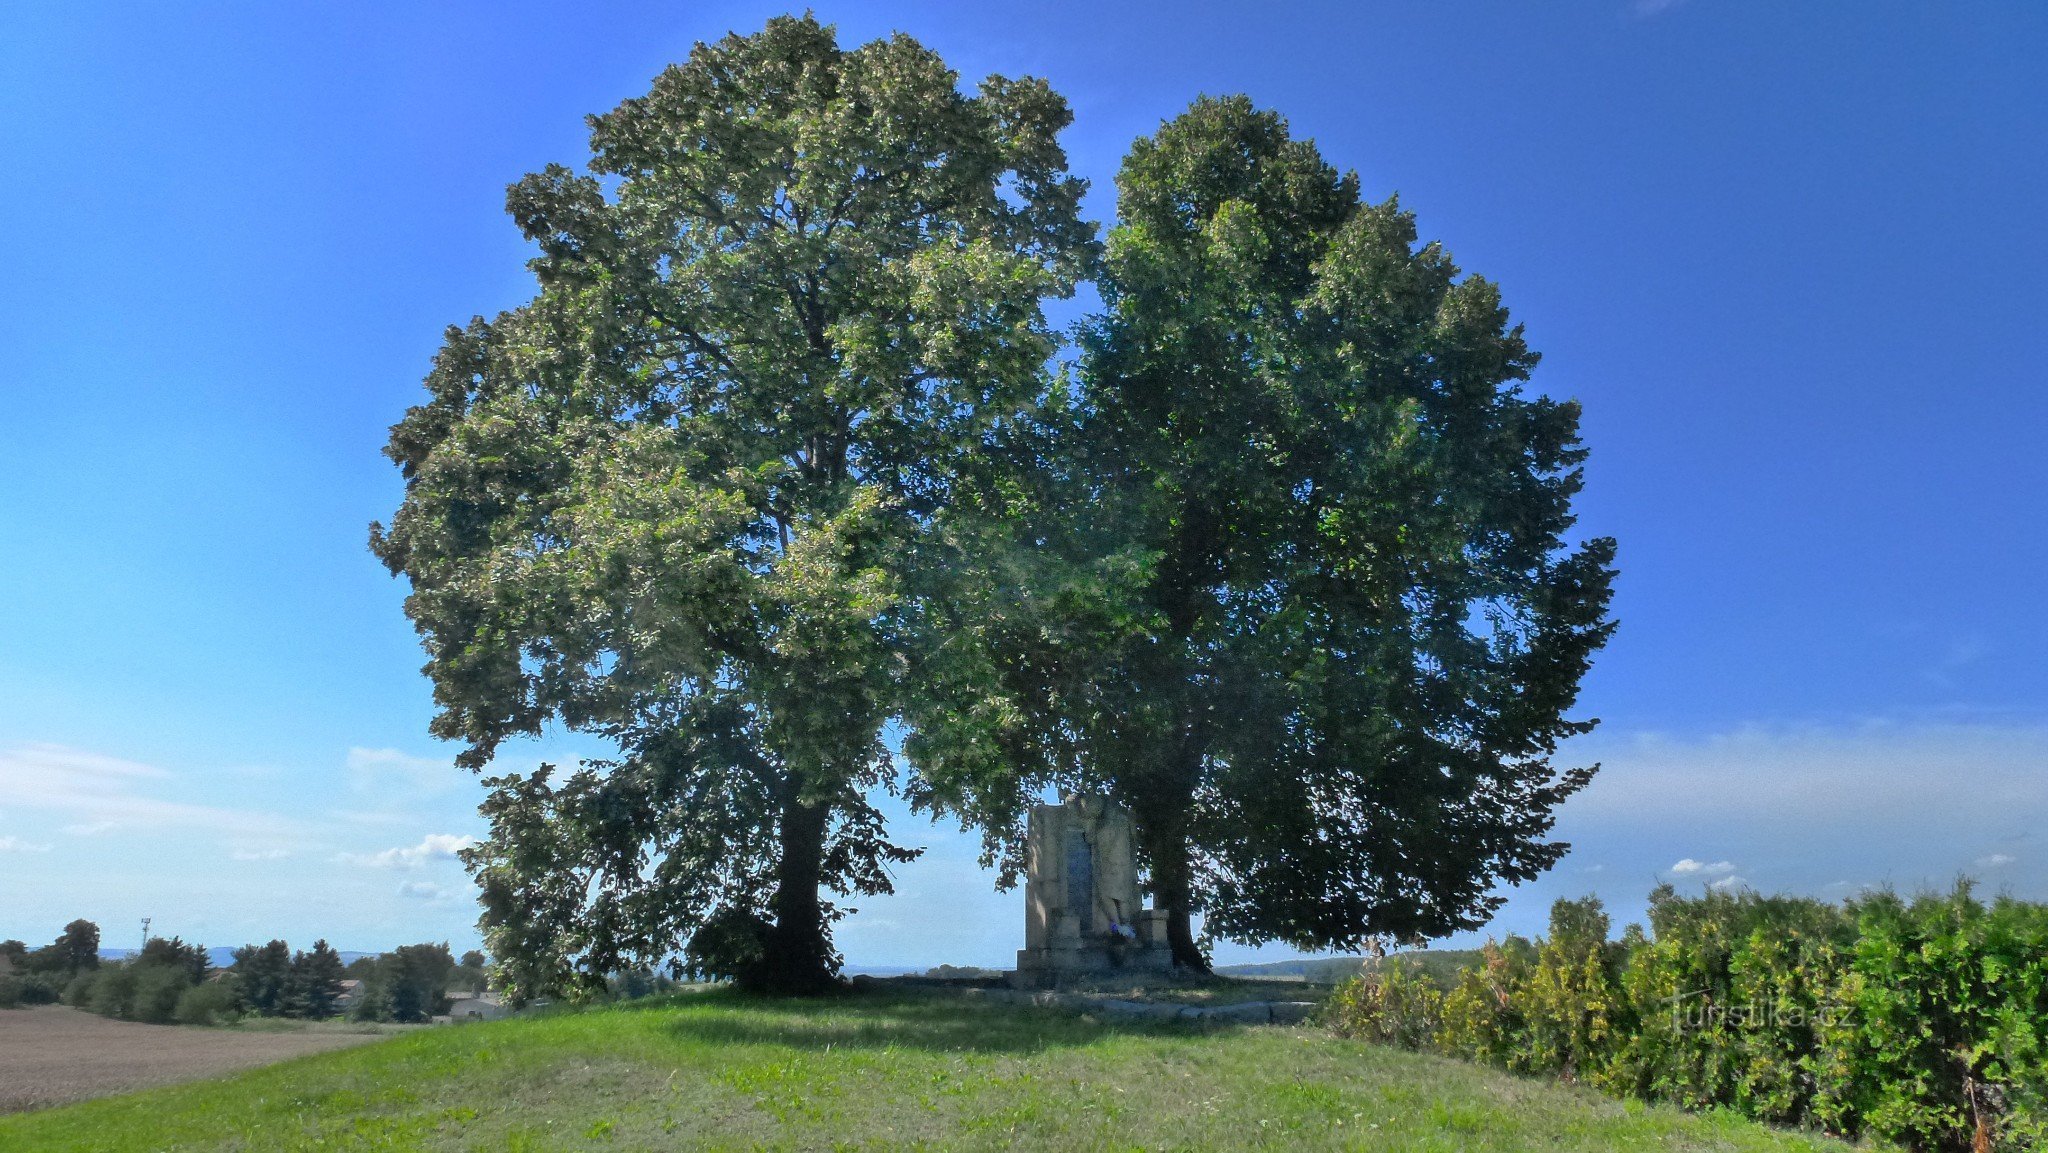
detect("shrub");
top-left (60, 970), bottom-right (100, 1008)
top-left (16, 973), bottom-right (64, 1005)
top-left (1336, 886), bottom-right (2048, 1153)
top-left (1518, 897), bottom-right (1623, 1082)
top-left (1438, 938), bottom-right (1533, 1068)
top-left (349, 977), bottom-right (394, 1023)
top-left (1811, 887), bottom-right (2048, 1152)
top-left (608, 969), bottom-right (680, 1001)
top-left (174, 981), bottom-right (239, 1026)
top-left (131, 965), bottom-right (192, 1024)
top-left (1328, 960), bottom-right (1442, 1048)
top-left (0, 976), bottom-right (19, 1008)
top-left (87, 965), bottom-right (139, 1019)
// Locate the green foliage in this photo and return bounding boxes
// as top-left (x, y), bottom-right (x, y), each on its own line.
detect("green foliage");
top-left (24, 919), bottom-right (101, 975)
top-left (1327, 959), bottom-right (1442, 1049)
top-left (335, 943), bottom-right (461, 1023)
top-left (372, 13), bottom-right (1091, 999)
top-left (607, 968), bottom-right (681, 1000)
top-left (921, 964), bottom-right (1001, 980)
top-left (1813, 887), bottom-right (2048, 1152)
top-left (129, 965), bottom-right (191, 1024)
top-left (287, 940), bottom-right (347, 1019)
top-left (60, 970), bottom-right (97, 1007)
top-left (347, 976), bottom-right (393, 1023)
top-left (172, 980), bottom-right (240, 1026)
top-left (138, 936), bottom-right (209, 984)
top-left (0, 971), bottom-right (63, 1007)
top-left (61, 952), bottom-right (205, 1024)
top-left (453, 950), bottom-right (488, 994)
top-left (231, 940), bottom-right (293, 1016)
top-left (907, 94), bottom-right (1616, 970)
top-left (1518, 898), bottom-right (1625, 1082)
top-left (87, 965), bottom-right (138, 1019)
top-left (384, 943), bottom-right (456, 1023)
top-left (1328, 887), bottom-right (2048, 1152)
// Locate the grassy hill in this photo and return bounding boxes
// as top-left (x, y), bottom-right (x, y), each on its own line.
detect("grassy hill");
top-left (1, 989), bottom-right (1878, 1152)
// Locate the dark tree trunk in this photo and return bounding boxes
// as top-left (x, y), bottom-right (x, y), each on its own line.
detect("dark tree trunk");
top-left (758, 795), bottom-right (837, 995)
top-left (1140, 529), bottom-right (1215, 974)
top-left (1152, 842), bottom-right (1211, 973)
top-left (1135, 796), bottom-right (1212, 975)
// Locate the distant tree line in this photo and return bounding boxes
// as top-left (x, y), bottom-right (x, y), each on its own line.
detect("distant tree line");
top-left (0, 919), bottom-right (101, 1008)
top-left (0, 921), bottom-right (486, 1026)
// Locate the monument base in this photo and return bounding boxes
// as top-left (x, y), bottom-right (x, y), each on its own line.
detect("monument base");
top-left (1006, 907), bottom-right (1179, 989)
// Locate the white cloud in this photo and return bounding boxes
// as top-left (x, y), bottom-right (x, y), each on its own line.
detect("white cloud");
top-left (0, 742), bottom-right (302, 838)
top-left (332, 809), bottom-right (419, 828)
top-left (1708, 875), bottom-right (1748, 892)
top-left (62, 821), bottom-right (116, 837)
top-left (231, 848), bottom-right (290, 861)
top-left (1529, 720), bottom-right (2048, 918)
top-left (0, 835), bottom-right (52, 853)
top-left (1631, 0), bottom-right (1687, 16)
top-left (1569, 723), bottom-right (2047, 858)
top-left (1977, 853), bottom-right (2017, 868)
top-left (347, 747), bottom-right (456, 795)
top-left (1670, 858), bottom-right (1736, 877)
top-left (341, 833), bottom-right (475, 869)
top-left (396, 880), bottom-right (448, 901)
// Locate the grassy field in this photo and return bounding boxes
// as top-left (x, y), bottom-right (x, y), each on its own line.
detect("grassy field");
top-left (0, 989), bottom-right (1884, 1152)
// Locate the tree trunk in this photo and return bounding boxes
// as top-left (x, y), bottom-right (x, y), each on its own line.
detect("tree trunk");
top-left (758, 794), bottom-right (837, 995)
top-left (1138, 816), bottom-right (1212, 974)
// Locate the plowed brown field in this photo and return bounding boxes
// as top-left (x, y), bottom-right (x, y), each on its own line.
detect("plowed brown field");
top-left (0, 1006), bottom-right (385, 1113)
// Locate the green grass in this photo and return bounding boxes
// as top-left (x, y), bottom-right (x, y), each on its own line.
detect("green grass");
top-left (1, 989), bottom-right (1883, 1152)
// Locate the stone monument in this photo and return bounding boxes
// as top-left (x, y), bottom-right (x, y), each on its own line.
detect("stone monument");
top-left (1009, 794), bottom-right (1176, 988)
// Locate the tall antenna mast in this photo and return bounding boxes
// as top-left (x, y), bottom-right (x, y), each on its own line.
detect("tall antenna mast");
top-left (141, 916), bottom-right (151, 955)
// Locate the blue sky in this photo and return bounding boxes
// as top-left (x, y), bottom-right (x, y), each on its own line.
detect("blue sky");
top-left (2, 1), bottom-right (2042, 966)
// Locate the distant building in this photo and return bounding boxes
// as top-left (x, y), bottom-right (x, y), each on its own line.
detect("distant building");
top-left (447, 993), bottom-right (507, 1021)
top-left (334, 979), bottom-right (365, 1010)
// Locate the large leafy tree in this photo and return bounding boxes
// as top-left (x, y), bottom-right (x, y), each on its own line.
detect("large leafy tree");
top-left (27, 919), bottom-right (101, 975)
top-left (910, 97), bottom-right (1615, 970)
top-left (372, 16), bottom-right (1091, 996)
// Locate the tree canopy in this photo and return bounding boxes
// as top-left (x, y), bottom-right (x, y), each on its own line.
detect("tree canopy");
top-left (372, 15), bottom-right (1092, 997)
top-left (26, 919), bottom-right (102, 975)
top-left (908, 96), bottom-right (1616, 968)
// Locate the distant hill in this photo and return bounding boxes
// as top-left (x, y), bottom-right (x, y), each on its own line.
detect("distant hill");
top-left (1213, 957), bottom-right (1366, 984)
top-left (1217, 949), bottom-right (1487, 986)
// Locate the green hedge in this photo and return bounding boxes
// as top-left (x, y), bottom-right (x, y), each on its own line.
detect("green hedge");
top-left (1329, 884), bottom-right (2048, 1152)
top-left (0, 973), bottom-right (65, 1008)
top-left (64, 962), bottom-right (209, 1024)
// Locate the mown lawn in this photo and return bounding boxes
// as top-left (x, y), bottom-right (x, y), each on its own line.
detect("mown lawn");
top-left (0, 989), bottom-right (1883, 1151)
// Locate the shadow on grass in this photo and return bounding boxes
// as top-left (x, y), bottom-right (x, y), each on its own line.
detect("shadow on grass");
top-left (654, 988), bottom-right (1251, 1056)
